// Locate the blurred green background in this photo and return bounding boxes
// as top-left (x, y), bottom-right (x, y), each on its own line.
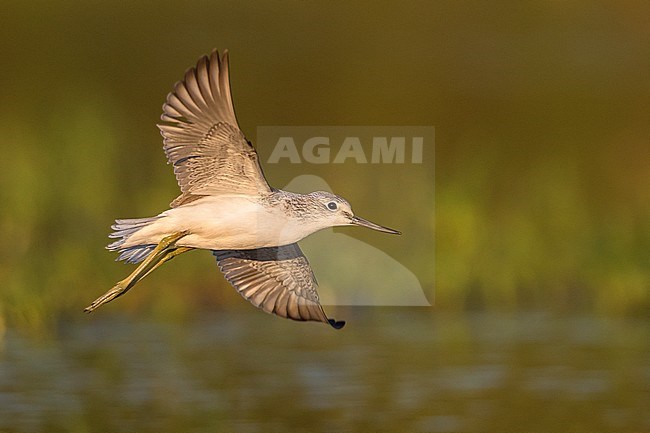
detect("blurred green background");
top-left (0, 1), bottom-right (648, 328)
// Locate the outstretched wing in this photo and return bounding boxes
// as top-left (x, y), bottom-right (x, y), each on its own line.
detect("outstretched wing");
top-left (158, 49), bottom-right (271, 207)
top-left (213, 244), bottom-right (345, 329)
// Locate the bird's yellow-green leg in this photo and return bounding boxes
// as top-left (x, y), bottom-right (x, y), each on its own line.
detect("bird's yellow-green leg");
top-left (84, 231), bottom-right (191, 313)
top-left (138, 246), bottom-right (193, 281)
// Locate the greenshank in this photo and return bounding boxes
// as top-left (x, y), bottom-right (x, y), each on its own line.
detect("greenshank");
top-left (84, 49), bottom-right (400, 329)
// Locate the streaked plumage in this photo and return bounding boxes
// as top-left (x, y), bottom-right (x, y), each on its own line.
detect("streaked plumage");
top-left (85, 49), bottom-right (400, 328)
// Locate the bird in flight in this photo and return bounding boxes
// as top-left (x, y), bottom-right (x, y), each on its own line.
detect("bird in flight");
top-left (85, 49), bottom-right (400, 329)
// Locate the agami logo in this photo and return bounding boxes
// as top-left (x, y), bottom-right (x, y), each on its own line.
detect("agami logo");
top-left (259, 126), bottom-right (434, 165)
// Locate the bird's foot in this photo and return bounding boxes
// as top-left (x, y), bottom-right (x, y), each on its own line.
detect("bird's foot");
top-left (84, 230), bottom-right (192, 313)
top-left (84, 280), bottom-right (130, 313)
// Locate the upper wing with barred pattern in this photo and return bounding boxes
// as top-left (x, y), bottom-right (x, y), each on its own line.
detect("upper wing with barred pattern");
top-left (158, 49), bottom-right (271, 207)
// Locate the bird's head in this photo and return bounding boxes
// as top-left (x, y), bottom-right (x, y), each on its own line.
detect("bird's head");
top-left (307, 191), bottom-right (401, 235)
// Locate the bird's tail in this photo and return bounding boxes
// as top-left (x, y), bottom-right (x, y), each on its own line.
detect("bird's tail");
top-left (107, 216), bottom-right (161, 264)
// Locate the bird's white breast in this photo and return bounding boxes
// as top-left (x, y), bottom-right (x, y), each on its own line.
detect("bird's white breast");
top-left (135, 195), bottom-right (319, 250)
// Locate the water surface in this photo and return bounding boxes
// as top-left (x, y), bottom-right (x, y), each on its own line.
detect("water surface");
top-left (0, 310), bottom-right (647, 432)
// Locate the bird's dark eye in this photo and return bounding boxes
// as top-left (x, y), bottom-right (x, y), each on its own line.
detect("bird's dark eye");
top-left (327, 201), bottom-right (338, 211)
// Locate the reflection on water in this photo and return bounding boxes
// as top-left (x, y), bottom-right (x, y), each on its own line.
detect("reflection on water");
top-left (0, 310), bottom-right (647, 432)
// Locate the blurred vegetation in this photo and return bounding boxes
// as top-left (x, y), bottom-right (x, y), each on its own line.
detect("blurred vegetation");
top-left (0, 1), bottom-right (648, 330)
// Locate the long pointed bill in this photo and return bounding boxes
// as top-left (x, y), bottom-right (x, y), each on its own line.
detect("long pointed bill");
top-left (350, 215), bottom-right (401, 235)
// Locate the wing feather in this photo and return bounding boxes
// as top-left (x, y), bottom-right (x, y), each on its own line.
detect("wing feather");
top-left (158, 49), bottom-right (271, 207)
top-left (213, 244), bottom-right (345, 329)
